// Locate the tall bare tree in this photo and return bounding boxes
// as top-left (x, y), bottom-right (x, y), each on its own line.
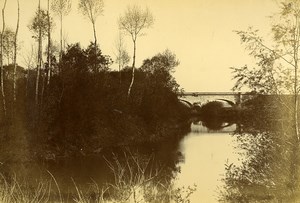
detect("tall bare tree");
top-left (78, 0), bottom-right (104, 71)
top-left (13, 0), bottom-right (20, 102)
top-left (0, 0), bottom-right (7, 117)
top-left (29, 6), bottom-right (53, 105)
top-left (51, 0), bottom-right (71, 61)
top-left (42, 0), bottom-right (55, 107)
top-left (36, 0), bottom-right (42, 105)
top-left (47, 0), bottom-right (51, 85)
top-left (118, 5), bottom-right (154, 97)
top-left (78, 0), bottom-right (104, 47)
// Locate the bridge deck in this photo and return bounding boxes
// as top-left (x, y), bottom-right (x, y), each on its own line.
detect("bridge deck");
top-left (178, 92), bottom-right (296, 96)
top-left (179, 92), bottom-right (246, 96)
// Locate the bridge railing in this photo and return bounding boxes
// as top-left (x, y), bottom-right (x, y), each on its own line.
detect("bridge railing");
top-left (178, 92), bottom-right (251, 96)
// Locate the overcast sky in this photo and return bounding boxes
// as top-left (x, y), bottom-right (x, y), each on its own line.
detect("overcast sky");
top-left (4, 0), bottom-right (279, 92)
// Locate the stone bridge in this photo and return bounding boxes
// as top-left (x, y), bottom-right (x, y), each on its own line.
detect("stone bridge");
top-left (178, 92), bottom-right (253, 107)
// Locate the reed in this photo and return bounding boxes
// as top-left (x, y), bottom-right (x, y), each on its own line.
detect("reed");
top-left (73, 151), bottom-right (196, 203)
top-left (0, 153), bottom-right (196, 203)
top-left (0, 173), bottom-right (51, 203)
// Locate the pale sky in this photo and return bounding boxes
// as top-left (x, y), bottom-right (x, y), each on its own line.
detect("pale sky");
top-left (4, 0), bottom-right (279, 92)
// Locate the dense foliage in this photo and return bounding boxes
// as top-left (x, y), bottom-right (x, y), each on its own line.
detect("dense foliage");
top-left (0, 43), bottom-right (189, 158)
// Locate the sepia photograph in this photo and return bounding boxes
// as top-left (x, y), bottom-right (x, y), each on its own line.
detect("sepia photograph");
top-left (0, 0), bottom-right (299, 202)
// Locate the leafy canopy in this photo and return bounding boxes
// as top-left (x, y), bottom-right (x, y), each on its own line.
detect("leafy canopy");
top-left (28, 9), bottom-right (54, 40)
top-left (51, 0), bottom-right (72, 17)
top-left (118, 5), bottom-right (154, 40)
top-left (78, 0), bottom-right (104, 23)
top-left (141, 49), bottom-right (180, 93)
top-left (232, 0), bottom-right (300, 94)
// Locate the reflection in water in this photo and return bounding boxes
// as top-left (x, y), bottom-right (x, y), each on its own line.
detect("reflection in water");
top-left (0, 139), bottom-right (184, 202)
top-left (174, 122), bottom-right (240, 203)
top-left (220, 122), bottom-right (300, 203)
top-left (3, 118), bottom-right (300, 202)
top-left (191, 121), bottom-right (237, 133)
top-left (0, 120), bottom-right (240, 202)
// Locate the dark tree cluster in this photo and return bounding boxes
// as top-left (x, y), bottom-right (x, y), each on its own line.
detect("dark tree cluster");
top-left (0, 43), bottom-right (189, 158)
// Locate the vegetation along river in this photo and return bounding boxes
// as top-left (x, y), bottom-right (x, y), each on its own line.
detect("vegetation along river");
top-left (2, 109), bottom-right (299, 203)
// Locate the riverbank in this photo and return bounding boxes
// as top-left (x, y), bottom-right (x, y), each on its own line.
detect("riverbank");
top-left (0, 95), bottom-right (191, 162)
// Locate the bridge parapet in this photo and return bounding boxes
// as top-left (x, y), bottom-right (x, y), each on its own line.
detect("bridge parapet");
top-left (178, 92), bottom-right (253, 107)
top-left (181, 92), bottom-right (242, 96)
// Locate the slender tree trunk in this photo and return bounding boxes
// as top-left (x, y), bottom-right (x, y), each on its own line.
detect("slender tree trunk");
top-left (295, 62), bottom-right (299, 141)
top-left (295, 94), bottom-right (299, 141)
top-left (92, 21), bottom-right (97, 47)
top-left (35, 0), bottom-right (42, 105)
top-left (92, 21), bottom-right (98, 72)
top-left (41, 69), bottom-right (46, 106)
top-left (127, 39), bottom-right (136, 97)
top-left (47, 0), bottom-right (51, 85)
top-left (119, 61), bottom-right (122, 84)
top-left (60, 13), bottom-right (62, 62)
top-left (290, 16), bottom-right (299, 142)
top-left (13, 0), bottom-right (20, 102)
top-left (35, 51), bottom-right (41, 105)
top-left (0, 0), bottom-right (7, 117)
top-left (294, 19), bottom-right (300, 142)
top-left (26, 68), bottom-right (30, 97)
top-left (35, 40), bottom-right (42, 104)
top-left (118, 35), bottom-right (122, 84)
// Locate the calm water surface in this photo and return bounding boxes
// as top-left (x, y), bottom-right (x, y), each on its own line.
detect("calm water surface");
top-left (174, 122), bottom-right (241, 202)
top-left (44, 121), bottom-right (242, 202)
top-left (2, 118), bottom-right (300, 202)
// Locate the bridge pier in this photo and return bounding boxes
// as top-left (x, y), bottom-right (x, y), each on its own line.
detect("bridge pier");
top-left (235, 92), bottom-right (242, 108)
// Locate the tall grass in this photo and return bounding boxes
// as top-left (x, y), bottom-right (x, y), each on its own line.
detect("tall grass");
top-left (0, 173), bottom-right (51, 203)
top-left (73, 151), bottom-right (197, 203)
top-left (0, 152), bottom-right (197, 203)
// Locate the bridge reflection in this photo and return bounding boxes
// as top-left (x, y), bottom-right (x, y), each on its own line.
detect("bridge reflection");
top-left (191, 121), bottom-right (237, 133)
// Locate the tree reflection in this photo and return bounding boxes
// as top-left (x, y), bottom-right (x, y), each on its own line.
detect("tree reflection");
top-left (192, 116), bottom-right (235, 131)
top-left (0, 140), bottom-right (187, 202)
top-left (220, 121), bottom-right (300, 202)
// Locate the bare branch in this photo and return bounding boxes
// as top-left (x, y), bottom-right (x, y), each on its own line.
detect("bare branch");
top-left (78, 0), bottom-right (104, 23)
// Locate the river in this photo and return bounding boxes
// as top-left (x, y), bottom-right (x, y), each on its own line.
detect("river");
top-left (174, 122), bottom-right (241, 202)
top-left (1, 118), bottom-right (300, 202)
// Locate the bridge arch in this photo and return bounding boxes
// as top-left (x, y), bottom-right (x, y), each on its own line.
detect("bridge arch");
top-left (215, 99), bottom-right (235, 107)
top-left (178, 92), bottom-right (246, 107)
top-left (178, 99), bottom-right (193, 108)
